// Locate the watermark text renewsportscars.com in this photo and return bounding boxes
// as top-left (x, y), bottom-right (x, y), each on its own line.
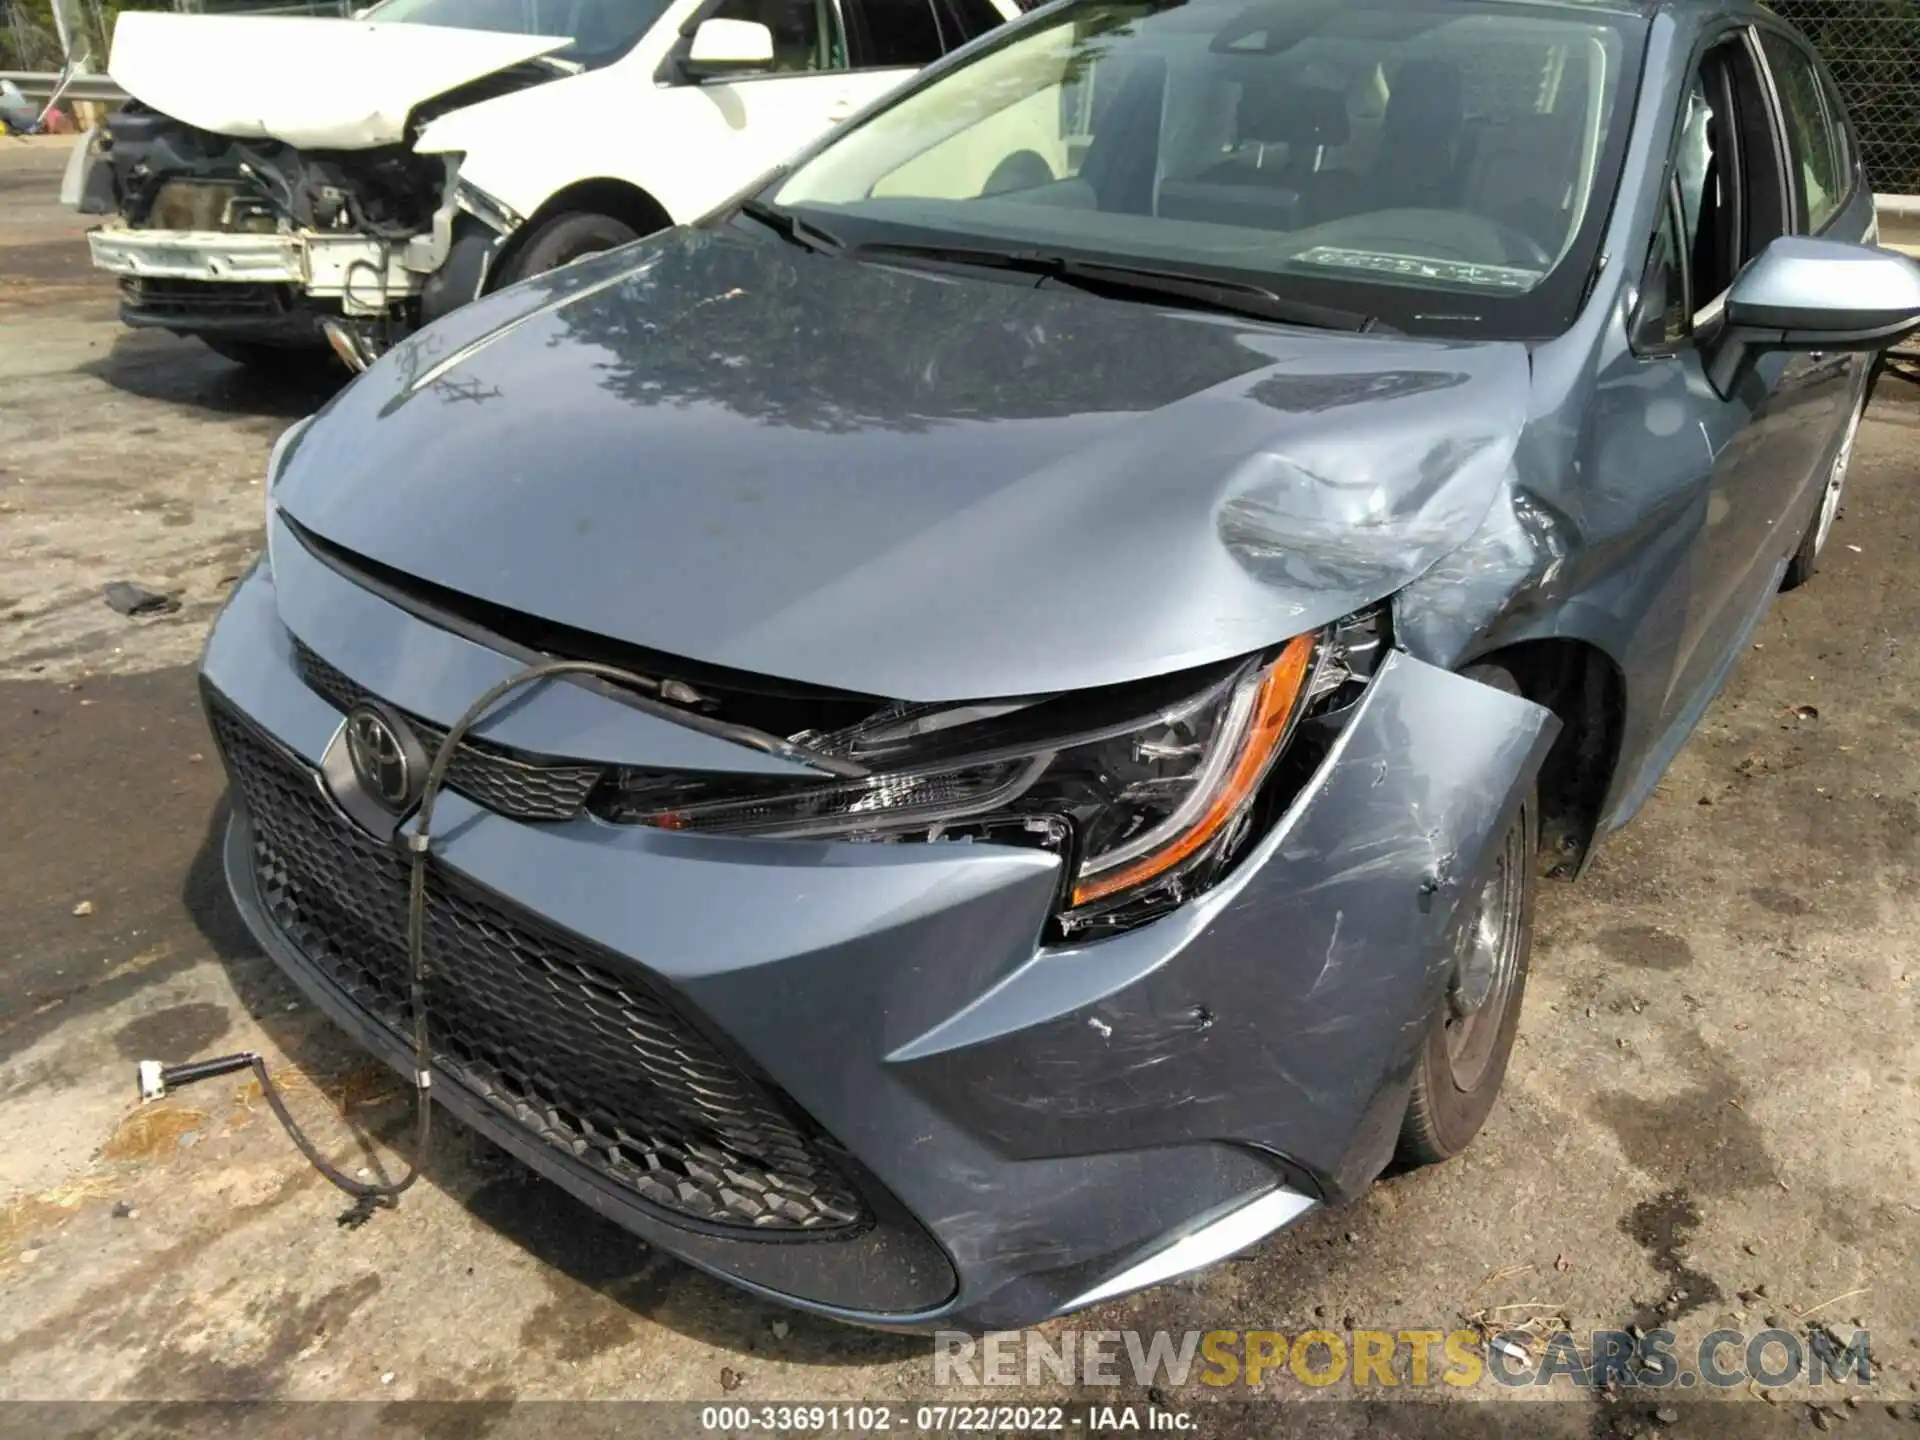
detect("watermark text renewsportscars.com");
top-left (934, 1326), bottom-right (1874, 1393)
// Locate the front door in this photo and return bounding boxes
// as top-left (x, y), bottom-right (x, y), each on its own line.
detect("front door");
top-left (674, 0), bottom-right (872, 216)
top-left (1654, 34), bottom-right (1832, 725)
top-left (1592, 29), bottom-right (1834, 808)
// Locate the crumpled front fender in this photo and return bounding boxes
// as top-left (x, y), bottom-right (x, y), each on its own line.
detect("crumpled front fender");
top-left (888, 651), bottom-right (1560, 1200)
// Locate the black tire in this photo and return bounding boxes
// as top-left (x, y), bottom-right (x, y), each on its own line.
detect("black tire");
top-left (497, 211), bottom-right (642, 286)
top-left (198, 336), bottom-right (338, 372)
top-left (1781, 387), bottom-right (1867, 592)
top-left (1396, 663), bottom-right (1538, 1167)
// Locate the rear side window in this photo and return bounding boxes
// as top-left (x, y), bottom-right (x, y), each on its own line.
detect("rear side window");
top-left (1760, 32), bottom-right (1845, 231)
top-left (851, 0), bottom-right (948, 67)
top-left (1819, 68), bottom-right (1852, 182)
top-left (944, 0), bottom-right (1006, 43)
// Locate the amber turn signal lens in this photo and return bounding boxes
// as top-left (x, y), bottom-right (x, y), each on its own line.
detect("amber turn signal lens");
top-left (1070, 632), bottom-right (1317, 908)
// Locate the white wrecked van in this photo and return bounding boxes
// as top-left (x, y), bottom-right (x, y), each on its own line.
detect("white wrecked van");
top-left (70, 0), bottom-right (1017, 369)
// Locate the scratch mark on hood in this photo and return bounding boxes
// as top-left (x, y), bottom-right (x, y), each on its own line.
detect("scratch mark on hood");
top-left (404, 257), bottom-right (662, 396)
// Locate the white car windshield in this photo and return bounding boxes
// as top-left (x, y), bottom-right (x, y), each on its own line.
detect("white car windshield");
top-left (771, 0), bottom-right (1641, 335)
top-left (364, 0), bottom-right (674, 64)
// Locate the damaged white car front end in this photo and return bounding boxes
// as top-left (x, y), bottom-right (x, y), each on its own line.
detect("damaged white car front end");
top-left (75, 12), bottom-right (559, 366)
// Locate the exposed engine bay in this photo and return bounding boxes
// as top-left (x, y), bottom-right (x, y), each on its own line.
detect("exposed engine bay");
top-left (86, 103), bottom-right (447, 240)
top-left (74, 54), bottom-right (556, 362)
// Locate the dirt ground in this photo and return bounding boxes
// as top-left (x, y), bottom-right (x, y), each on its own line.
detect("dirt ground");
top-left (1, 136), bottom-right (1917, 1438)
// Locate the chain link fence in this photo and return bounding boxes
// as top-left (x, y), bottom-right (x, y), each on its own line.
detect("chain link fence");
top-left (1771, 0), bottom-right (1920, 198)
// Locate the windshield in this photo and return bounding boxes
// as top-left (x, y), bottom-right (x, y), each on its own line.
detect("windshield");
top-left (364, 0), bottom-right (672, 65)
top-left (770, 0), bottom-right (1643, 336)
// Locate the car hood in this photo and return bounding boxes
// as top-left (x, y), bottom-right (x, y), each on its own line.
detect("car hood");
top-left (279, 228), bottom-right (1533, 701)
top-left (107, 12), bottom-right (570, 149)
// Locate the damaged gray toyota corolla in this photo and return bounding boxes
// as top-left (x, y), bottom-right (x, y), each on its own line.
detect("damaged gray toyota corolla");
top-left (201, 0), bottom-right (1920, 1327)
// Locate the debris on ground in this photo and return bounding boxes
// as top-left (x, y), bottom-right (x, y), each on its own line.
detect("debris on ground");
top-left (71, 900), bottom-right (93, 917)
top-left (1488, 1335), bottom-right (1530, 1366)
top-left (102, 1105), bottom-right (209, 1162)
top-left (234, 1061), bottom-right (397, 1114)
top-left (102, 581), bottom-right (180, 617)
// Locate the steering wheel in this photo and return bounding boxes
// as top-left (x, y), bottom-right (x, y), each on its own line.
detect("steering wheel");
top-left (1488, 219), bottom-right (1555, 270)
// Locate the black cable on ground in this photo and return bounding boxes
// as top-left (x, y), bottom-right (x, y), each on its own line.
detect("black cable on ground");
top-left (140, 658), bottom-right (670, 1223)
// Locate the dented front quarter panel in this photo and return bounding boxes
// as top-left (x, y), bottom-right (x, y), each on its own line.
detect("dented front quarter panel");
top-left (886, 652), bottom-right (1559, 1203)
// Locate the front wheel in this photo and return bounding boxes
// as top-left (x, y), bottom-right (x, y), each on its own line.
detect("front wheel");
top-left (495, 211), bottom-right (642, 287)
top-left (1397, 666), bottom-right (1537, 1167)
top-left (1782, 386), bottom-right (1868, 591)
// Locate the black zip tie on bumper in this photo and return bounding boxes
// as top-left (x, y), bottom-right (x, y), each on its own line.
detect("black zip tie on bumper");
top-left (138, 659), bottom-right (674, 1222)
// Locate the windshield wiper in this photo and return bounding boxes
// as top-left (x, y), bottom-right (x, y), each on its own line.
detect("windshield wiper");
top-left (849, 242), bottom-right (1383, 333)
top-left (738, 198), bottom-right (847, 256)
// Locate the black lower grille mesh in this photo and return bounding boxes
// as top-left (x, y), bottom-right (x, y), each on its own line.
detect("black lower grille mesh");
top-left (293, 641), bottom-right (604, 822)
top-left (122, 278), bottom-right (292, 318)
top-left (207, 693), bottom-right (865, 1233)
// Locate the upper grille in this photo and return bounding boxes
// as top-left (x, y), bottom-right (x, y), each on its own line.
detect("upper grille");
top-left (208, 691), bottom-right (866, 1233)
top-left (293, 641), bottom-right (604, 822)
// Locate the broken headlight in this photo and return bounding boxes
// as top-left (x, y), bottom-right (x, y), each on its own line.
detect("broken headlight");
top-left (594, 631), bottom-right (1327, 934)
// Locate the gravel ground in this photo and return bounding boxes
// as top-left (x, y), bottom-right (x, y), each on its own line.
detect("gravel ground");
top-left (1, 137), bottom-right (1916, 1439)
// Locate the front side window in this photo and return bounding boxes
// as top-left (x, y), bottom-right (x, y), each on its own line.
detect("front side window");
top-left (1674, 73), bottom-right (1716, 279)
top-left (946, 0), bottom-right (1009, 45)
top-left (366, 0), bottom-right (675, 66)
top-left (851, 0), bottom-right (948, 67)
top-left (770, 0), bottom-right (1644, 336)
top-left (1672, 39), bottom-right (1787, 314)
top-left (1760, 32), bottom-right (1844, 232)
top-left (710, 0), bottom-right (846, 71)
top-left (1633, 181), bottom-right (1688, 352)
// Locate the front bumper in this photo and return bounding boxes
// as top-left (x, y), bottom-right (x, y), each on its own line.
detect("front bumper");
top-left (88, 225), bottom-right (424, 311)
top-left (199, 526), bottom-right (1556, 1328)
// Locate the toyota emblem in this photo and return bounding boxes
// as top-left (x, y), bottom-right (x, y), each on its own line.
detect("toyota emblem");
top-left (344, 702), bottom-right (424, 813)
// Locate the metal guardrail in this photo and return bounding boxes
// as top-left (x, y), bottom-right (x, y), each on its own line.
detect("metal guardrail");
top-left (2, 69), bottom-right (127, 104)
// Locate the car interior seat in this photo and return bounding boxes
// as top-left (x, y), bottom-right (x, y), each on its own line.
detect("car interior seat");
top-left (1078, 57), bottom-right (1171, 215)
top-left (1455, 60), bottom-right (1592, 261)
top-left (1156, 82), bottom-right (1349, 232)
top-left (1319, 58), bottom-right (1465, 220)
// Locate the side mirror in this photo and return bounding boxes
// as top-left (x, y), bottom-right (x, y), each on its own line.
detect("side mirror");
top-left (683, 18), bottom-right (776, 79)
top-left (1709, 235), bottom-right (1920, 395)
